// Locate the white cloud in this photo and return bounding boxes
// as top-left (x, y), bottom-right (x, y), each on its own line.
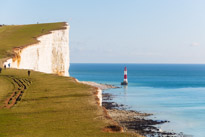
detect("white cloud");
top-left (191, 42), bottom-right (200, 46)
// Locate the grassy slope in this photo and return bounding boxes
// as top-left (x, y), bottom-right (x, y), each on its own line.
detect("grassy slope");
top-left (0, 23), bottom-right (140, 136)
top-left (0, 69), bottom-right (136, 137)
top-left (0, 22), bottom-right (66, 59)
top-left (0, 77), bottom-right (13, 105)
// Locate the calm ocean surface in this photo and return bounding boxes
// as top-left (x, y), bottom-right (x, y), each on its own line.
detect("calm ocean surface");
top-left (70, 63), bottom-right (205, 137)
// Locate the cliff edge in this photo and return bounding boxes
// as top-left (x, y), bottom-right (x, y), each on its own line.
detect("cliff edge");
top-left (0, 22), bottom-right (70, 76)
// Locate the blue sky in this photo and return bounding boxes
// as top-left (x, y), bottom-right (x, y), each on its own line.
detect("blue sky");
top-left (1, 0), bottom-right (205, 63)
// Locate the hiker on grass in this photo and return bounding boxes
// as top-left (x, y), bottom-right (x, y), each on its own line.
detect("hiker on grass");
top-left (0, 67), bottom-right (2, 73)
top-left (4, 65), bottom-right (6, 69)
top-left (28, 70), bottom-right (31, 76)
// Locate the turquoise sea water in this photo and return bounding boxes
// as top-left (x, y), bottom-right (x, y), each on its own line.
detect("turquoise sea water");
top-left (70, 63), bottom-right (205, 137)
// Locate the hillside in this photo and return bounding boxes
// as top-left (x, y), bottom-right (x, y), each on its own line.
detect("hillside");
top-left (0, 23), bottom-right (140, 137)
top-left (0, 22), bottom-right (66, 66)
top-left (0, 69), bottom-right (137, 137)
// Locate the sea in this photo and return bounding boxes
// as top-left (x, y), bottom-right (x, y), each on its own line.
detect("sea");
top-left (70, 63), bottom-right (205, 137)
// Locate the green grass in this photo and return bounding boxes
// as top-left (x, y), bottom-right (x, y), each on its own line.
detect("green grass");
top-left (0, 76), bottom-right (13, 105)
top-left (0, 22), bottom-right (66, 59)
top-left (0, 23), bottom-right (141, 137)
top-left (0, 69), bottom-right (138, 137)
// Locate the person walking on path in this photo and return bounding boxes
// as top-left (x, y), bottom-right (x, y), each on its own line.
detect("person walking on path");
top-left (0, 67), bottom-right (2, 73)
top-left (28, 70), bottom-right (31, 76)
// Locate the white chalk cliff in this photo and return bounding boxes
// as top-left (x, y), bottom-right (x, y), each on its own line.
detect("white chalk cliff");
top-left (4, 23), bottom-right (70, 76)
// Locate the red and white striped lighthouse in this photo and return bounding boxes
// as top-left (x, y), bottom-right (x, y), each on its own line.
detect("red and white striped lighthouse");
top-left (121, 67), bottom-right (128, 85)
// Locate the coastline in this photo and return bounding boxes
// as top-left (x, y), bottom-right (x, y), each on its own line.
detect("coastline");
top-left (76, 80), bottom-right (119, 106)
top-left (103, 93), bottom-right (177, 137)
top-left (78, 80), bottom-right (177, 137)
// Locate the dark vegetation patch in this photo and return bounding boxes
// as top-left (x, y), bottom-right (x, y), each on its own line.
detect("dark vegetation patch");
top-left (103, 125), bottom-right (123, 132)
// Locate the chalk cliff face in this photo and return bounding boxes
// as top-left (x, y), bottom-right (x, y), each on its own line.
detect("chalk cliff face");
top-left (4, 24), bottom-right (70, 76)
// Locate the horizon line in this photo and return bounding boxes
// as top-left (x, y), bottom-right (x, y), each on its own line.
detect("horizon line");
top-left (70, 62), bottom-right (205, 65)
